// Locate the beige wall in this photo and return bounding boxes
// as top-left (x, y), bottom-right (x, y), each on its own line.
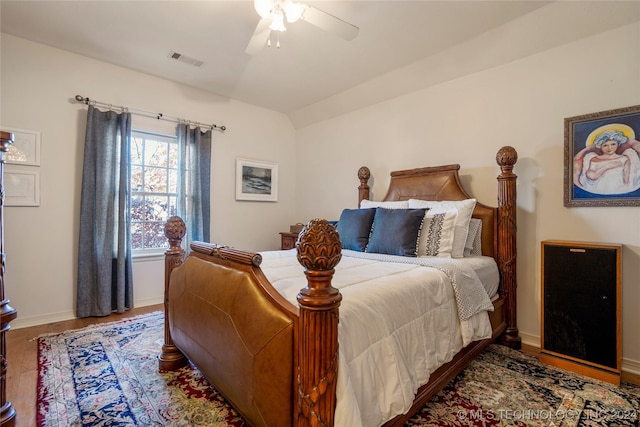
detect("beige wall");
top-left (1, 34), bottom-right (298, 327)
top-left (294, 22), bottom-right (640, 372)
top-left (2, 20), bottom-right (639, 373)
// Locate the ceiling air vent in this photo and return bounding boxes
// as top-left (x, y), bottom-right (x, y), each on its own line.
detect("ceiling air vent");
top-left (168, 51), bottom-right (204, 67)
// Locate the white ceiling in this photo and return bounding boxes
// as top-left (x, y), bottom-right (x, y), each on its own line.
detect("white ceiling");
top-left (2, 1), bottom-right (640, 128)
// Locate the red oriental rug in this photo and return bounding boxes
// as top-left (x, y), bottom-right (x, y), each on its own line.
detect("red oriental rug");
top-left (37, 311), bottom-right (639, 426)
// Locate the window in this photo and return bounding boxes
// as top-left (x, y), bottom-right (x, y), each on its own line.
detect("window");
top-left (130, 130), bottom-right (178, 253)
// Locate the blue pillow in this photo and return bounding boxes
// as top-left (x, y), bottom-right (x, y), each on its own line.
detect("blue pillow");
top-left (336, 208), bottom-right (376, 252)
top-left (366, 208), bottom-right (427, 257)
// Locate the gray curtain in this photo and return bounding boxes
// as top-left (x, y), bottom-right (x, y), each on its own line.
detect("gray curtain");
top-left (77, 105), bottom-right (133, 318)
top-left (176, 124), bottom-right (211, 251)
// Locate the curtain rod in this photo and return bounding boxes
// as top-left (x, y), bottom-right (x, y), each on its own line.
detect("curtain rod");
top-left (74, 95), bottom-right (226, 132)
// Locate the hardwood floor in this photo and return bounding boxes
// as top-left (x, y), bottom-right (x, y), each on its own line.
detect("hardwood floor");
top-left (4, 304), bottom-right (163, 427)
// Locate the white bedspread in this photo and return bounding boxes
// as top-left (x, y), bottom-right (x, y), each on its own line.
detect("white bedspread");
top-left (259, 250), bottom-right (493, 427)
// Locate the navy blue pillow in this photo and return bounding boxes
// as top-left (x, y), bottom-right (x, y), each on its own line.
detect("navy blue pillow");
top-left (366, 208), bottom-right (427, 257)
top-left (336, 208), bottom-right (376, 252)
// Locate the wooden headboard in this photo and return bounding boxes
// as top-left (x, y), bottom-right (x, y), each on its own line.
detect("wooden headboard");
top-left (356, 146), bottom-right (520, 348)
top-left (378, 164), bottom-right (495, 258)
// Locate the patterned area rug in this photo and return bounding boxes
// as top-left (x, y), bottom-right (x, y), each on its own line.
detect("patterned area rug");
top-left (37, 311), bottom-right (639, 427)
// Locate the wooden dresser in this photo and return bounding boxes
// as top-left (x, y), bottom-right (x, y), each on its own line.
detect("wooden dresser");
top-left (0, 130), bottom-right (17, 426)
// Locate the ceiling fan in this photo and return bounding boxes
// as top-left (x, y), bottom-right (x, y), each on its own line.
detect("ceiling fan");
top-left (246, 0), bottom-right (359, 54)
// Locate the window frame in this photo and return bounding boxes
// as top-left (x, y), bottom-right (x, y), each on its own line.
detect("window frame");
top-left (130, 129), bottom-right (179, 257)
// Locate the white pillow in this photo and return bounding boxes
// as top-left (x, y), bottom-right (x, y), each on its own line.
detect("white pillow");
top-left (417, 210), bottom-right (457, 257)
top-left (360, 200), bottom-right (409, 209)
top-left (464, 218), bottom-right (483, 257)
top-left (408, 198), bottom-right (476, 258)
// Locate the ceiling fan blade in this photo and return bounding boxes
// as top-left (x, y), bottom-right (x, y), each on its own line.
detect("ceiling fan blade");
top-left (246, 17), bottom-right (272, 55)
top-left (301, 5), bottom-right (359, 41)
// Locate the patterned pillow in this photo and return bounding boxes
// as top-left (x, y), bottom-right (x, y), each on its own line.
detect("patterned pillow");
top-left (366, 208), bottom-right (427, 257)
top-left (408, 199), bottom-right (476, 258)
top-left (418, 210), bottom-right (457, 257)
top-left (336, 208), bottom-right (376, 252)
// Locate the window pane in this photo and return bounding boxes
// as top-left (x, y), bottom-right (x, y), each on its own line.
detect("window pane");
top-left (144, 166), bottom-right (168, 192)
top-left (144, 222), bottom-right (168, 249)
top-left (131, 137), bottom-right (143, 165)
top-left (140, 196), bottom-right (166, 222)
top-left (131, 195), bottom-right (145, 221)
top-left (168, 143), bottom-right (178, 168)
top-left (168, 196), bottom-right (177, 217)
top-left (131, 166), bottom-right (143, 192)
top-left (144, 139), bottom-right (169, 167)
top-left (168, 169), bottom-right (177, 193)
top-left (131, 222), bottom-right (143, 250)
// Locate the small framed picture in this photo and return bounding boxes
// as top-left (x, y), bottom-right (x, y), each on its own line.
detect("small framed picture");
top-left (4, 128), bottom-right (41, 166)
top-left (564, 105), bottom-right (640, 207)
top-left (235, 158), bottom-right (278, 202)
top-left (5, 165), bottom-right (41, 206)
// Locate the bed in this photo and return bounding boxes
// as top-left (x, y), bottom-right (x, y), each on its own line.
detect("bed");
top-left (158, 145), bottom-right (520, 427)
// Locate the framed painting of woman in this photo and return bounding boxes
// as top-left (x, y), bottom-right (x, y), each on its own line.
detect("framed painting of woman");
top-left (564, 105), bottom-right (640, 207)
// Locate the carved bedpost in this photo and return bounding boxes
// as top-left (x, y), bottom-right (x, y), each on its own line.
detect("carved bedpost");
top-left (358, 166), bottom-right (371, 207)
top-left (496, 146), bottom-right (521, 349)
top-left (296, 219), bottom-right (343, 427)
top-left (158, 216), bottom-right (188, 371)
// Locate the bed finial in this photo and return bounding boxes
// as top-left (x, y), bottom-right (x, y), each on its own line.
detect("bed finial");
top-left (164, 216), bottom-right (186, 251)
top-left (358, 166), bottom-right (371, 206)
top-left (496, 146), bottom-right (518, 174)
top-left (296, 218), bottom-right (342, 272)
top-left (296, 218), bottom-right (342, 427)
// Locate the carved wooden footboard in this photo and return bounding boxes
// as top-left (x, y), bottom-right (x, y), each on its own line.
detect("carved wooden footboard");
top-left (159, 146), bottom-right (520, 427)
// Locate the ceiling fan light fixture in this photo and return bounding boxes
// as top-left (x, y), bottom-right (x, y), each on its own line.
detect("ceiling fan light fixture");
top-left (254, 0), bottom-right (275, 19)
top-left (247, 0), bottom-right (358, 54)
top-left (269, 10), bottom-right (287, 32)
top-left (283, 1), bottom-right (306, 23)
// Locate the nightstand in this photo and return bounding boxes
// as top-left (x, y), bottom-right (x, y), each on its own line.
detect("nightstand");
top-left (279, 232), bottom-right (299, 250)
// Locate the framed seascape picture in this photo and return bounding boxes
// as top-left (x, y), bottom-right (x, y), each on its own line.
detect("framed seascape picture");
top-left (235, 158), bottom-right (278, 202)
top-left (564, 105), bottom-right (640, 207)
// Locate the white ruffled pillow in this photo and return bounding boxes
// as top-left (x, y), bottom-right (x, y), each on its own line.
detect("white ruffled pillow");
top-left (417, 210), bottom-right (457, 257)
top-left (360, 200), bottom-right (409, 209)
top-left (408, 198), bottom-right (476, 258)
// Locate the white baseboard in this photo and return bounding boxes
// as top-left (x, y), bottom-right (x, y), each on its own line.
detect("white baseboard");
top-left (519, 331), bottom-right (540, 348)
top-left (622, 358), bottom-right (640, 376)
top-left (11, 309), bottom-right (76, 330)
top-left (10, 296), bottom-right (164, 330)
